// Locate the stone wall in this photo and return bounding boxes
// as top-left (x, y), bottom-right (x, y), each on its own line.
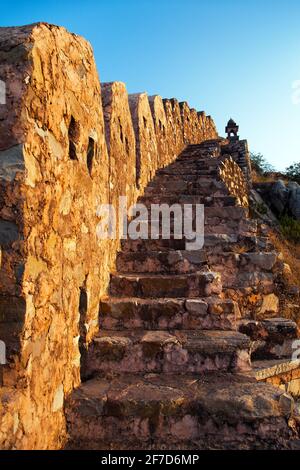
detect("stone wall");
top-left (219, 157), bottom-right (249, 208)
top-left (254, 360), bottom-right (300, 398)
top-left (221, 138), bottom-right (252, 187)
top-left (0, 23), bottom-right (218, 449)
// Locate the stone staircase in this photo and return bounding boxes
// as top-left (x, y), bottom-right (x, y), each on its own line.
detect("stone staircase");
top-left (65, 140), bottom-right (297, 449)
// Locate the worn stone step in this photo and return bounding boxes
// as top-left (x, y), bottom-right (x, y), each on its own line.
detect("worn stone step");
top-left (109, 271), bottom-right (222, 298)
top-left (121, 233), bottom-right (271, 253)
top-left (204, 219), bottom-right (256, 236)
top-left (144, 186), bottom-right (227, 197)
top-left (203, 234), bottom-right (273, 253)
top-left (177, 157), bottom-right (220, 163)
top-left (239, 318), bottom-right (298, 360)
top-left (100, 297), bottom-right (240, 331)
top-left (136, 206), bottom-right (248, 221)
top-left (148, 176), bottom-right (223, 187)
top-left (84, 330), bottom-right (251, 376)
top-left (207, 252), bottom-right (278, 273)
top-left (121, 237), bottom-right (187, 252)
top-left (176, 156), bottom-right (222, 164)
top-left (156, 167), bottom-right (219, 175)
top-left (116, 250), bottom-right (207, 274)
top-left (145, 179), bottom-right (225, 196)
top-left (156, 169), bottom-right (219, 177)
top-left (223, 271), bottom-right (274, 290)
top-left (149, 173), bottom-right (199, 181)
top-left (65, 372), bottom-right (293, 450)
top-left (122, 221), bottom-right (255, 243)
top-left (116, 250), bottom-right (278, 276)
top-left (134, 210), bottom-right (252, 236)
top-left (251, 358), bottom-right (300, 398)
top-left (139, 194), bottom-right (237, 207)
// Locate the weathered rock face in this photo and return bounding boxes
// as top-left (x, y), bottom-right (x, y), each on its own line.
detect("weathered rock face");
top-left (0, 23), bottom-right (218, 449)
top-left (271, 180), bottom-right (290, 214)
top-left (255, 179), bottom-right (300, 221)
top-left (287, 181), bottom-right (300, 220)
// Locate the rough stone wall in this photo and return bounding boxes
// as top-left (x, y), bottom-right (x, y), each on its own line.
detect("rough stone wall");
top-left (0, 23), bottom-right (218, 449)
top-left (102, 82), bottom-right (136, 207)
top-left (101, 81), bottom-right (136, 255)
top-left (219, 157), bottom-right (249, 207)
top-left (221, 138), bottom-right (252, 187)
top-left (128, 93), bottom-right (158, 189)
top-left (257, 365), bottom-right (300, 398)
top-left (0, 22), bottom-right (111, 449)
top-left (148, 95), bottom-right (169, 168)
top-left (180, 101), bottom-right (193, 143)
top-left (198, 111), bottom-right (217, 141)
top-left (163, 98), bottom-right (184, 162)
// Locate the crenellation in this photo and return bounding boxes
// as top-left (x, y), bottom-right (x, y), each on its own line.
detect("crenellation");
top-left (128, 92), bottom-right (158, 188)
top-left (148, 95), bottom-right (169, 167)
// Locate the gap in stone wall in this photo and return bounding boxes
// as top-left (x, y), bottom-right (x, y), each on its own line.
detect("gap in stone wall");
top-left (87, 137), bottom-right (95, 176)
top-left (68, 116), bottom-right (80, 161)
top-left (78, 285), bottom-right (88, 381)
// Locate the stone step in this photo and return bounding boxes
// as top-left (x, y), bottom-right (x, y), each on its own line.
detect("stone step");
top-left (65, 372), bottom-right (293, 450)
top-left (121, 211), bottom-right (254, 243)
top-left (175, 157), bottom-right (222, 164)
top-left (100, 297), bottom-right (240, 331)
top-left (116, 250), bottom-right (277, 275)
top-left (251, 359), bottom-right (300, 398)
top-left (148, 176), bottom-right (223, 187)
top-left (222, 271), bottom-right (274, 290)
top-left (239, 318), bottom-right (298, 360)
top-left (109, 271), bottom-right (222, 298)
top-left (121, 233), bottom-right (270, 254)
top-left (149, 174), bottom-right (200, 183)
top-left (84, 329), bottom-right (251, 376)
top-left (139, 194), bottom-right (237, 207)
top-left (136, 206), bottom-right (248, 221)
top-left (145, 179), bottom-right (226, 196)
top-left (144, 186), bottom-right (227, 197)
top-left (121, 237), bottom-right (187, 252)
top-left (156, 167), bottom-right (219, 175)
top-left (207, 252), bottom-right (278, 273)
top-left (156, 169), bottom-right (219, 177)
top-left (203, 234), bottom-right (273, 253)
top-left (116, 250), bottom-right (208, 274)
top-left (204, 219), bottom-right (256, 236)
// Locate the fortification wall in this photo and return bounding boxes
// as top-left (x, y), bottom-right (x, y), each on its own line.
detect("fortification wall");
top-left (0, 23), bottom-right (218, 449)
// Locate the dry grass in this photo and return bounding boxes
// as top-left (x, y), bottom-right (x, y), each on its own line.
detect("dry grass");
top-left (268, 228), bottom-right (300, 324)
top-left (269, 229), bottom-right (300, 285)
top-left (252, 169), bottom-right (289, 184)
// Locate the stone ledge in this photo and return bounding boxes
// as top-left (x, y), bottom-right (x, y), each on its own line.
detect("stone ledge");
top-left (252, 359), bottom-right (300, 381)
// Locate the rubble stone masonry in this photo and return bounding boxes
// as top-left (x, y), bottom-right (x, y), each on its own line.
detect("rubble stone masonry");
top-left (0, 23), bottom-right (217, 449)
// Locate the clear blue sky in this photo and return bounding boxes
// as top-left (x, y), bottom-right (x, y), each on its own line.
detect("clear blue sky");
top-left (1, 0), bottom-right (300, 170)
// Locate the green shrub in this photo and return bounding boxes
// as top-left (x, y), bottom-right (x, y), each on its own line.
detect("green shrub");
top-left (250, 152), bottom-right (275, 175)
top-left (279, 214), bottom-right (300, 243)
top-left (285, 162), bottom-right (300, 184)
